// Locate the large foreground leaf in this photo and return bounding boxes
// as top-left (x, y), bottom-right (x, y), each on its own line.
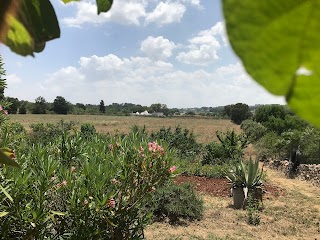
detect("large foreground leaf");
top-left (0, 148), bottom-right (19, 167)
top-left (223, 0), bottom-right (320, 127)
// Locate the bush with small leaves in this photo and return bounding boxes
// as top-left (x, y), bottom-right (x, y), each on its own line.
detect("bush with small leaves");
top-left (150, 182), bottom-right (203, 224)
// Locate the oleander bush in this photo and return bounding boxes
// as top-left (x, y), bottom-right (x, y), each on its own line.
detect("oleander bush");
top-left (0, 128), bottom-right (176, 239)
top-left (150, 126), bottom-right (201, 158)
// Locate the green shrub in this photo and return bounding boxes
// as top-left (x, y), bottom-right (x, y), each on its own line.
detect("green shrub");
top-left (201, 142), bottom-right (227, 165)
top-left (240, 120), bottom-right (267, 142)
top-left (150, 126), bottom-right (201, 158)
top-left (179, 161), bottom-right (230, 178)
top-left (151, 182), bottom-right (203, 223)
top-left (216, 129), bottom-right (248, 160)
top-left (80, 123), bottom-right (96, 139)
top-left (246, 195), bottom-right (261, 226)
top-left (0, 129), bottom-right (175, 239)
top-left (29, 120), bottom-right (76, 144)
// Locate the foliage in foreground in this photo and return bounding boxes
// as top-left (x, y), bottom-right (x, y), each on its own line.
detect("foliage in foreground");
top-left (0, 128), bottom-right (175, 239)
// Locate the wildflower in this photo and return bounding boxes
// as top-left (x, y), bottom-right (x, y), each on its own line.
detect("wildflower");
top-left (150, 187), bottom-right (156, 193)
top-left (139, 146), bottom-right (144, 152)
top-left (89, 196), bottom-right (93, 200)
top-left (71, 166), bottom-right (76, 172)
top-left (61, 180), bottom-right (67, 186)
top-left (141, 154), bottom-right (145, 157)
top-left (3, 110), bottom-right (8, 115)
top-left (108, 198), bottom-right (116, 208)
top-left (83, 199), bottom-right (88, 205)
top-left (169, 166), bottom-right (176, 173)
top-left (0, 105), bottom-right (2, 111)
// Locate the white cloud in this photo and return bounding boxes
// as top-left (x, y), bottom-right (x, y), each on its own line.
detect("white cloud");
top-left (145, 2), bottom-right (186, 26)
top-left (176, 21), bottom-right (228, 65)
top-left (63, 0), bottom-right (147, 27)
top-left (140, 36), bottom-right (176, 60)
top-left (25, 53), bottom-right (284, 107)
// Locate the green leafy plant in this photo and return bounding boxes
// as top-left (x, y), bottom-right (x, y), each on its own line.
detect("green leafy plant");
top-left (246, 194), bottom-right (261, 226)
top-left (223, 0), bottom-right (320, 128)
top-left (151, 182), bottom-right (203, 224)
top-left (0, 0), bottom-right (113, 56)
top-left (150, 126), bottom-right (201, 158)
top-left (216, 129), bottom-right (249, 160)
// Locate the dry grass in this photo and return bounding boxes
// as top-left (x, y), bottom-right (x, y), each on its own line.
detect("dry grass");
top-left (8, 114), bottom-right (240, 143)
top-left (8, 114), bottom-right (320, 239)
top-left (145, 166), bottom-right (320, 240)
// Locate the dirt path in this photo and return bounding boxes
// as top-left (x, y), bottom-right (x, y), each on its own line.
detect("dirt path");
top-left (145, 167), bottom-right (320, 240)
top-left (264, 166), bottom-right (320, 210)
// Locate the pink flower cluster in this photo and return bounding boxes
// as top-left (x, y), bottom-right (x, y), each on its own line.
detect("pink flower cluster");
top-left (148, 142), bottom-right (165, 155)
top-left (108, 198), bottom-right (116, 208)
top-left (169, 166), bottom-right (176, 173)
top-left (55, 180), bottom-right (67, 189)
top-left (0, 105), bottom-right (8, 115)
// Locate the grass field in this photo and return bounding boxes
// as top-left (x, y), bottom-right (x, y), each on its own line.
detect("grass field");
top-left (8, 114), bottom-right (240, 143)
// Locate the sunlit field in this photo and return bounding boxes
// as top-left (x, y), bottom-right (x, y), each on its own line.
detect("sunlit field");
top-left (9, 114), bottom-right (241, 143)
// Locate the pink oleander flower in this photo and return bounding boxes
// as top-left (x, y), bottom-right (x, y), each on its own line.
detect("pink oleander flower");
top-left (169, 166), bottom-right (176, 173)
top-left (0, 105), bottom-right (2, 111)
top-left (139, 146), bottom-right (144, 152)
top-left (108, 198), bottom-right (116, 208)
top-left (50, 176), bottom-right (57, 182)
top-left (141, 153), bottom-right (145, 157)
top-left (3, 110), bottom-right (8, 115)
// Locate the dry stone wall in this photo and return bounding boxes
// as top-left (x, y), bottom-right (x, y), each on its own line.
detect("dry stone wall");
top-left (266, 159), bottom-right (320, 187)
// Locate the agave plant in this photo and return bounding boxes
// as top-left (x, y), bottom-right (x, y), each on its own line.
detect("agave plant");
top-left (226, 157), bottom-right (264, 189)
top-left (241, 157), bottom-right (265, 189)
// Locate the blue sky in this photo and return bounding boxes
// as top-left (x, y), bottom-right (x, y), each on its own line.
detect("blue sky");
top-left (1, 0), bottom-right (285, 108)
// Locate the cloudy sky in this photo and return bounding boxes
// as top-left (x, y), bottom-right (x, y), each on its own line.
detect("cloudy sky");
top-left (1, 0), bottom-right (285, 108)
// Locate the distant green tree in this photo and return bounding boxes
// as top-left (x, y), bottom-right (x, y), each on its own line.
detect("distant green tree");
top-left (53, 96), bottom-right (69, 115)
top-left (150, 103), bottom-right (169, 116)
top-left (229, 103), bottom-right (252, 124)
top-left (254, 105), bottom-right (286, 123)
top-left (0, 55), bottom-right (6, 101)
top-left (6, 97), bottom-right (19, 114)
top-left (18, 104), bottom-right (27, 114)
top-left (32, 96), bottom-right (47, 114)
top-left (99, 100), bottom-right (106, 113)
top-left (223, 104), bottom-right (233, 117)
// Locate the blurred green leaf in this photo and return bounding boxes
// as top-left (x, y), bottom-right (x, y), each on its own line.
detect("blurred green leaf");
top-left (0, 148), bottom-right (19, 167)
top-left (1, 0), bottom-right (60, 56)
top-left (223, 0), bottom-right (320, 128)
top-left (96, 0), bottom-right (113, 14)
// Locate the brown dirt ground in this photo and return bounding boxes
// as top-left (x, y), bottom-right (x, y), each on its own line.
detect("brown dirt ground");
top-left (145, 167), bottom-right (320, 240)
top-left (174, 175), bottom-right (286, 199)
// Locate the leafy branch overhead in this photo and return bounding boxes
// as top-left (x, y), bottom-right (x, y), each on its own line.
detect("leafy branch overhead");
top-left (0, 0), bottom-right (113, 56)
top-left (0, 0), bottom-right (319, 128)
top-left (223, 0), bottom-right (320, 128)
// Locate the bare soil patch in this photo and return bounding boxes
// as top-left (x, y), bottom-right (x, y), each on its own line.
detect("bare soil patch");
top-left (174, 175), bottom-right (286, 199)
